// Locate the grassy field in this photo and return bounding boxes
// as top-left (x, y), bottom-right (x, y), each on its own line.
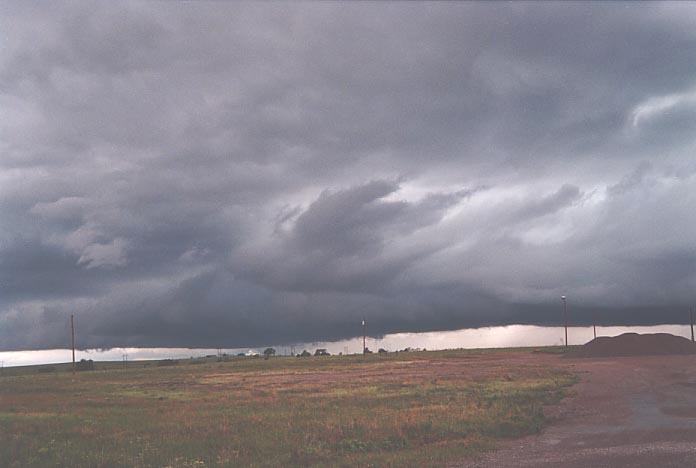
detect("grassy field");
top-left (0, 348), bottom-right (576, 467)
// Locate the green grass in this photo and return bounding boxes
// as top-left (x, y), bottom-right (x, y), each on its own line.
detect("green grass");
top-left (0, 349), bottom-right (577, 467)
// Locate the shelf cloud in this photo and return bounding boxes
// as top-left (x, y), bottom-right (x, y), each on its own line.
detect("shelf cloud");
top-left (2, 2), bottom-right (696, 350)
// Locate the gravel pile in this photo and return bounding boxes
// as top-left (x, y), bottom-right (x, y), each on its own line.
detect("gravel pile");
top-left (567, 332), bottom-right (696, 358)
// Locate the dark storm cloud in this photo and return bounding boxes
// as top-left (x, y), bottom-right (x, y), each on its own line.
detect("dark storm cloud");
top-left (2, 2), bottom-right (696, 350)
top-left (234, 180), bottom-right (474, 293)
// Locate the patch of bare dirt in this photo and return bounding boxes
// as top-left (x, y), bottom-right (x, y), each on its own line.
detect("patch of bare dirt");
top-left (458, 354), bottom-right (696, 468)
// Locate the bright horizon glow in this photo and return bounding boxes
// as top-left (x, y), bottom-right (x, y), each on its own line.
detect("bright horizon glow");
top-left (1, 324), bottom-right (692, 368)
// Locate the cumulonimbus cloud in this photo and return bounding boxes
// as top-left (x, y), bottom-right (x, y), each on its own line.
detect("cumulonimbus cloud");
top-left (2, 2), bottom-right (696, 350)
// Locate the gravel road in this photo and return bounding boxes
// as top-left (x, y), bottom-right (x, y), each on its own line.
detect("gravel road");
top-left (458, 354), bottom-right (696, 467)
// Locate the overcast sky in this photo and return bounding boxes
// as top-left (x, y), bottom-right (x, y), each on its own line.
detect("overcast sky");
top-left (2, 2), bottom-right (696, 350)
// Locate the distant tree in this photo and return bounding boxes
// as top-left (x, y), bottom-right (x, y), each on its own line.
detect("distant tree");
top-left (314, 349), bottom-right (330, 356)
top-left (298, 350), bottom-right (311, 357)
top-left (363, 347), bottom-right (373, 354)
top-left (263, 348), bottom-right (276, 360)
top-left (378, 348), bottom-right (388, 354)
top-left (76, 359), bottom-right (95, 371)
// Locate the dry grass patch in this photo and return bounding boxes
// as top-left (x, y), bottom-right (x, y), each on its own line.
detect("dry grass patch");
top-left (0, 349), bottom-right (576, 467)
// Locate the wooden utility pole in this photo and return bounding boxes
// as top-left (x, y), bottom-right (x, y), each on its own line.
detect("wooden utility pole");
top-left (70, 314), bottom-right (76, 372)
top-left (690, 309), bottom-right (694, 343)
top-left (593, 313), bottom-right (597, 340)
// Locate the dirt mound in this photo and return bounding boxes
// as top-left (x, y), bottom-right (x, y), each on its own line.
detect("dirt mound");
top-left (567, 332), bottom-right (696, 358)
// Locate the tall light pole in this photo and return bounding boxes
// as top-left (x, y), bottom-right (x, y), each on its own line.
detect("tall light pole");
top-left (362, 318), bottom-right (366, 354)
top-left (71, 314), bottom-right (76, 372)
top-left (561, 296), bottom-right (568, 347)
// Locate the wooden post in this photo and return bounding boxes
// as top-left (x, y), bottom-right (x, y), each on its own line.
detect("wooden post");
top-left (690, 309), bottom-right (694, 343)
top-left (71, 314), bottom-right (76, 372)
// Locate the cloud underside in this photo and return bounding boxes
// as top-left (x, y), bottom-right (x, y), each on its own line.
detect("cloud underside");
top-left (2, 3), bottom-right (696, 350)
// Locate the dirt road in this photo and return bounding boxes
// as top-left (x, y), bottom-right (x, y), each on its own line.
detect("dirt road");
top-left (460, 354), bottom-right (696, 467)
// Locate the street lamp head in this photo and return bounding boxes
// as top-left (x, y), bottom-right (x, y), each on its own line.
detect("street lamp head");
top-left (561, 295), bottom-right (566, 300)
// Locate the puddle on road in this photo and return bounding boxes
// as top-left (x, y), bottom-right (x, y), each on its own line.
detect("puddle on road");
top-left (628, 394), bottom-right (696, 429)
